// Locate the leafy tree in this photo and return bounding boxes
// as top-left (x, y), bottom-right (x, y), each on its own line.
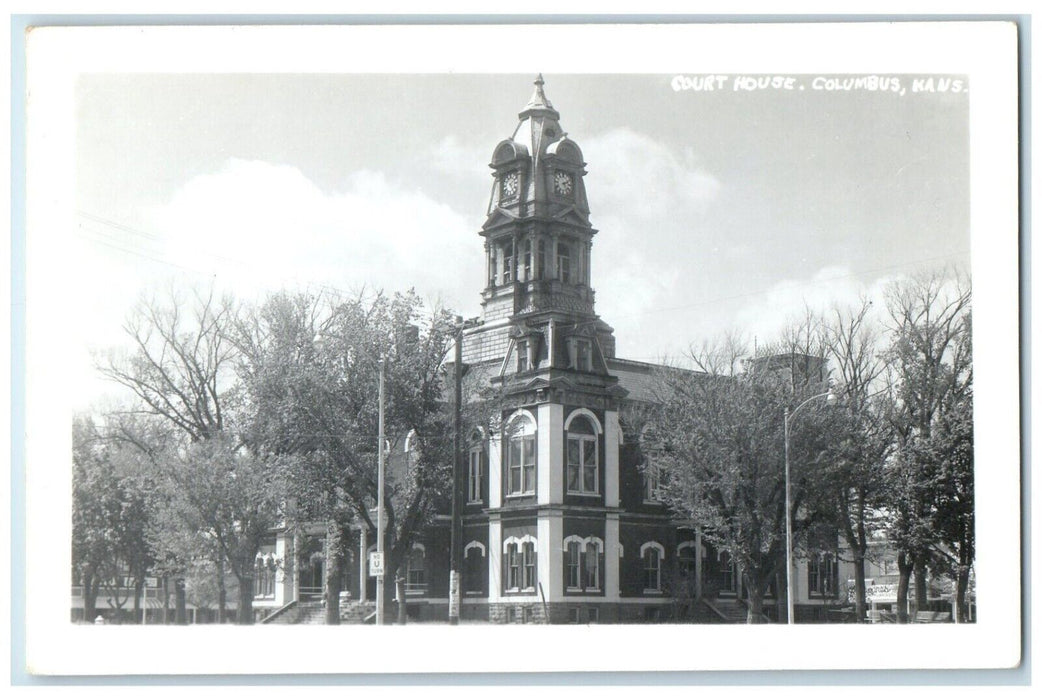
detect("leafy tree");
top-left (638, 335), bottom-right (835, 623)
top-left (818, 300), bottom-right (893, 622)
top-left (150, 435), bottom-right (287, 623)
top-left (72, 416), bottom-right (155, 623)
top-left (236, 289), bottom-right (456, 623)
top-left (883, 271), bottom-right (971, 622)
top-left (95, 287), bottom-right (284, 624)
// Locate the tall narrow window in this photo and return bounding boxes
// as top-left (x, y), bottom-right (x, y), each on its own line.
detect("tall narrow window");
top-left (502, 243), bottom-right (513, 285)
top-left (537, 239), bottom-right (547, 279)
top-left (507, 415), bottom-right (536, 495)
top-left (576, 338), bottom-right (592, 371)
top-left (720, 551), bottom-right (738, 594)
top-left (521, 239), bottom-right (532, 282)
top-left (557, 243), bottom-right (571, 284)
top-left (464, 543), bottom-right (485, 595)
top-left (584, 541), bottom-right (601, 591)
top-left (643, 461), bottom-right (661, 503)
top-left (406, 545), bottom-right (426, 594)
top-left (517, 339), bottom-right (529, 372)
top-left (468, 447), bottom-right (483, 503)
top-left (522, 542), bottom-right (536, 590)
top-left (642, 543), bottom-right (664, 593)
top-left (566, 416), bottom-right (598, 495)
top-left (506, 543), bottom-right (521, 590)
top-left (566, 540), bottom-right (582, 590)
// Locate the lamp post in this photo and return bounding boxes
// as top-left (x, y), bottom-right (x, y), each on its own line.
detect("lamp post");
top-left (784, 390), bottom-right (835, 625)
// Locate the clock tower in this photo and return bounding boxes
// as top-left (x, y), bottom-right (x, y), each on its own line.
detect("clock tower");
top-left (461, 76), bottom-right (629, 624)
top-left (464, 74), bottom-right (617, 369)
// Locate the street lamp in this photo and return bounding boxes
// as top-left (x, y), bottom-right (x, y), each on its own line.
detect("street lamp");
top-left (784, 390), bottom-right (836, 625)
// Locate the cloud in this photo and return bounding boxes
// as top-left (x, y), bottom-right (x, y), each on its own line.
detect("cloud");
top-left (147, 158), bottom-right (484, 312)
top-left (583, 128), bottom-right (720, 222)
top-left (732, 266), bottom-right (899, 342)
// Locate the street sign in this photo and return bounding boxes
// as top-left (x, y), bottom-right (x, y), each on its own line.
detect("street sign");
top-left (369, 551), bottom-right (384, 577)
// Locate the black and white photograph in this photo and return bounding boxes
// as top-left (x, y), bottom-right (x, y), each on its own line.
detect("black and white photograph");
top-left (20, 22), bottom-right (1020, 676)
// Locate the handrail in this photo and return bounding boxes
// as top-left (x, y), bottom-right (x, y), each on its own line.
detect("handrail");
top-left (260, 599), bottom-right (298, 624)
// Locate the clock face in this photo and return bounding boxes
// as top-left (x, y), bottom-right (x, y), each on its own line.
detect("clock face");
top-left (501, 171), bottom-right (519, 198)
top-left (553, 170), bottom-right (574, 196)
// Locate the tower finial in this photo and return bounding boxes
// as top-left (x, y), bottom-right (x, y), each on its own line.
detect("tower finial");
top-left (525, 73), bottom-right (553, 110)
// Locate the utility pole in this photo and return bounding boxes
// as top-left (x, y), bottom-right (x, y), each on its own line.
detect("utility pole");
top-left (448, 321), bottom-right (463, 625)
top-left (376, 355), bottom-right (386, 626)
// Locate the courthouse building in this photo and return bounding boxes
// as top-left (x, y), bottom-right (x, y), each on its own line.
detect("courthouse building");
top-left (254, 76), bottom-right (856, 624)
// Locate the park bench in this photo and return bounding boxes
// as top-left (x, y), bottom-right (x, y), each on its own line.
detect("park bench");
top-left (915, 611), bottom-right (953, 623)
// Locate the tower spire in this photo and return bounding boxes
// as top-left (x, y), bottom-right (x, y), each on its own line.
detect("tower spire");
top-left (524, 73), bottom-right (554, 111)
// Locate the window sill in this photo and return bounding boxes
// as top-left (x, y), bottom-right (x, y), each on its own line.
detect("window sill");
top-left (643, 589), bottom-right (663, 596)
top-left (566, 491), bottom-right (601, 497)
top-left (505, 492), bottom-right (535, 499)
top-left (466, 500), bottom-right (484, 506)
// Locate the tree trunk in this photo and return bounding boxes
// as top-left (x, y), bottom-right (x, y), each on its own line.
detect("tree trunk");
top-left (133, 577), bottom-right (144, 624)
top-left (237, 574), bottom-right (254, 624)
top-left (896, 552), bottom-right (913, 624)
top-left (217, 559), bottom-right (227, 624)
top-left (82, 570), bottom-right (98, 623)
top-left (175, 577), bottom-right (187, 625)
top-left (324, 522), bottom-right (343, 625)
top-left (914, 559), bottom-right (928, 614)
top-left (956, 548), bottom-right (971, 623)
top-left (162, 575), bottom-right (171, 624)
top-left (745, 577), bottom-right (766, 624)
top-left (852, 551), bottom-right (867, 623)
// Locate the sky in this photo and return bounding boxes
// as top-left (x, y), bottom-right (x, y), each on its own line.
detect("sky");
top-left (72, 72), bottom-right (969, 408)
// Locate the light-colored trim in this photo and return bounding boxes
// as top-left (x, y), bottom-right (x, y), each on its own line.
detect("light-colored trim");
top-left (502, 533), bottom-right (537, 553)
top-left (539, 403), bottom-right (563, 504)
top-left (487, 520), bottom-right (502, 602)
top-left (677, 540), bottom-right (698, 556)
top-left (464, 541), bottom-right (486, 557)
top-left (563, 407), bottom-right (603, 434)
top-left (604, 411), bottom-right (620, 507)
top-left (639, 541), bottom-right (665, 558)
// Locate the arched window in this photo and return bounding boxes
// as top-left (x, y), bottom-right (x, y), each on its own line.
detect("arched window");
top-left (506, 413), bottom-right (536, 496)
top-left (565, 537), bottom-right (583, 590)
top-left (640, 542), bottom-right (665, 593)
top-left (584, 537), bottom-right (603, 591)
top-left (463, 541), bottom-right (486, 595)
top-left (504, 535), bottom-right (537, 592)
top-left (566, 415), bottom-right (598, 495)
